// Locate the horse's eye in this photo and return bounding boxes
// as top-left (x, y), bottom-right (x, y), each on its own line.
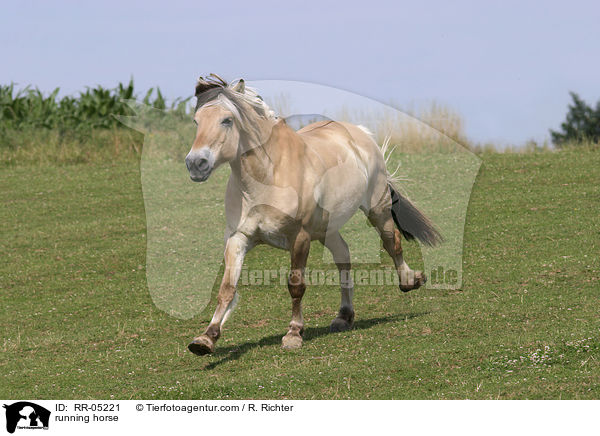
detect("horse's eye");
top-left (221, 117), bottom-right (233, 127)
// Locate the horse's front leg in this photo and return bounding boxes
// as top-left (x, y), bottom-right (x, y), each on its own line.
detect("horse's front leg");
top-left (282, 229), bottom-right (310, 350)
top-left (188, 233), bottom-right (250, 356)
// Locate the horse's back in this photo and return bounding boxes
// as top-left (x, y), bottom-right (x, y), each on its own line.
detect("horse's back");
top-left (298, 121), bottom-right (383, 167)
top-left (298, 120), bottom-right (386, 190)
top-left (295, 120), bottom-right (389, 235)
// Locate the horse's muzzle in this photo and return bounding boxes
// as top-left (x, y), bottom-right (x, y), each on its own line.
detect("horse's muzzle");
top-left (185, 154), bottom-right (212, 182)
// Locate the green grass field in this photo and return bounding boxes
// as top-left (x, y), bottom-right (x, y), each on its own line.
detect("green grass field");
top-left (1, 148), bottom-right (599, 399)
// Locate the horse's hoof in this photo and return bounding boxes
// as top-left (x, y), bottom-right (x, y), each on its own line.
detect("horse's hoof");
top-left (188, 335), bottom-right (215, 356)
top-left (330, 317), bottom-right (353, 333)
top-left (281, 333), bottom-right (303, 350)
top-left (400, 271), bottom-right (426, 292)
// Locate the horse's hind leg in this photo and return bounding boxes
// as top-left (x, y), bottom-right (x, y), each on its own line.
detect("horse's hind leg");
top-left (322, 231), bottom-right (354, 332)
top-left (367, 210), bottom-right (426, 292)
top-left (282, 229), bottom-right (310, 350)
top-left (188, 233), bottom-right (250, 356)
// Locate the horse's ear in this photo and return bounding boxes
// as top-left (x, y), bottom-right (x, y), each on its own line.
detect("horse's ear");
top-left (195, 77), bottom-right (208, 96)
top-left (231, 79), bottom-right (245, 94)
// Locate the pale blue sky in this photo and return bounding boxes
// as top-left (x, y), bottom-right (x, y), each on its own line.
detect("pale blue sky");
top-left (1, 0), bottom-right (599, 146)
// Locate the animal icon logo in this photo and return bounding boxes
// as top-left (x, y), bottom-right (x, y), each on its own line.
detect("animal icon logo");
top-left (3, 402), bottom-right (51, 434)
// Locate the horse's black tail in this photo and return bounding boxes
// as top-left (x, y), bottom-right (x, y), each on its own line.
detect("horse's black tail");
top-left (388, 183), bottom-right (443, 247)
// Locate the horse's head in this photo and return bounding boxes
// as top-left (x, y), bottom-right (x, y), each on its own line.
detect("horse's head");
top-left (186, 74), bottom-right (277, 182)
top-left (185, 76), bottom-right (246, 182)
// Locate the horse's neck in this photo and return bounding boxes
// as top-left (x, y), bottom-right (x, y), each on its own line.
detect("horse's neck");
top-left (229, 146), bottom-right (272, 192)
top-left (229, 119), bottom-right (301, 194)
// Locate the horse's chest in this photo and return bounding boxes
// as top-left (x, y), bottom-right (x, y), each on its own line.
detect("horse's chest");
top-left (256, 221), bottom-right (290, 249)
top-left (241, 211), bottom-right (291, 249)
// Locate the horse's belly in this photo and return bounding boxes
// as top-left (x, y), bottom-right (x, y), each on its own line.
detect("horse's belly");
top-left (312, 158), bottom-right (369, 233)
top-left (310, 193), bottom-right (364, 237)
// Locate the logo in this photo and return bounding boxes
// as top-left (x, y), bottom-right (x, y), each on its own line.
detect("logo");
top-left (3, 402), bottom-right (50, 434)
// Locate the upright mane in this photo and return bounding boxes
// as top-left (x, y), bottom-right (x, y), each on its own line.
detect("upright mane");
top-left (193, 74), bottom-right (277, 150)
top-left (194, 74), bottom-right (276, 121)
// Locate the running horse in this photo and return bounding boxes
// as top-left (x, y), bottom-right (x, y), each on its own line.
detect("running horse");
top-left (185, 74), bottom-right (441, 355)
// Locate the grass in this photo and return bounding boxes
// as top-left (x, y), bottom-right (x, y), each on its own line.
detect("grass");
top-left (0, 128), bottom-right (143, 166)
top-left (1, 142), bottom-right (599, 399)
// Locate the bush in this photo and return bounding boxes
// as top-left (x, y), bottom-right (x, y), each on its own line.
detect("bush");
top-left (0, 79), bottom-right (191, 133)
top-left (550, 92), bottom-right (600, 147)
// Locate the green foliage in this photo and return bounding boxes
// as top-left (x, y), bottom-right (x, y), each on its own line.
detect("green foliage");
top-left (0, 79), bottom-right (191, 133)
top-left (551, 92), bottom-right (600, 147)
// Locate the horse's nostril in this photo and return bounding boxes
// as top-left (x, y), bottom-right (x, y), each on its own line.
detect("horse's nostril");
top-left (186, 156), bottom-right (209, 173)
top-left (197, 158), bottom-right (209, 171)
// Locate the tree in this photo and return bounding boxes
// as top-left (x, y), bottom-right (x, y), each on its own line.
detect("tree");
top-left (550, 92), bottom-right (600, 147)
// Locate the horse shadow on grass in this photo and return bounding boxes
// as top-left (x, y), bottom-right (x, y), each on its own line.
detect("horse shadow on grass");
top-left (200, 311), bottom-right (429, 370)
